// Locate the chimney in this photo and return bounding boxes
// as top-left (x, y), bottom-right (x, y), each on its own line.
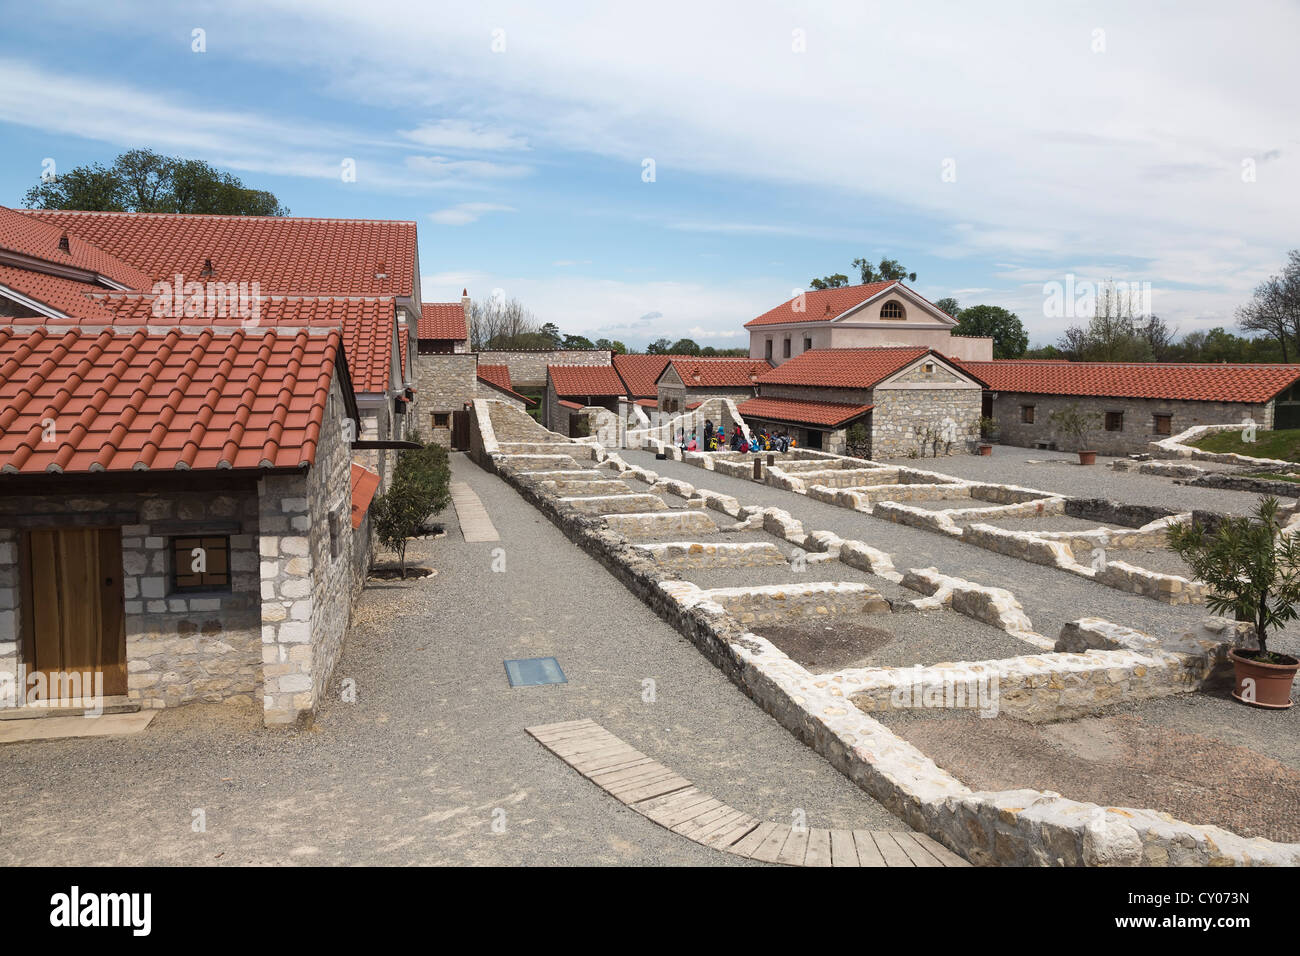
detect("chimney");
top-left (691, 368), bottom-right (701, 384)
top-left (200, 257), bottom-right (215, 277)
top-left (57, 233), bottom-right (70, 254)
top-left (375, 260), bottom-right (388, 280)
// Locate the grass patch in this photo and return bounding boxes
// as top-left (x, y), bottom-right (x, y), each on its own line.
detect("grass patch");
top-left (1191, 428), bottom-right (1300, 462)
top-left (1243, 472), bottom-right (1300, 484)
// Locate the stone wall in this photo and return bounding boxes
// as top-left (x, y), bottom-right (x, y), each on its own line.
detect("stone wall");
top-left (414, 352), bottom-right (479, 446)
top-left (355, 400), bottom-right (394, 489)
top-left (0, 486), bottom-right (262, 711)
top-left (869, 385), bottom-right (981, 459)
top-left (991, 392), bottom-right (1273, 456)
top-left (477, 348), bottom-right (612, 389)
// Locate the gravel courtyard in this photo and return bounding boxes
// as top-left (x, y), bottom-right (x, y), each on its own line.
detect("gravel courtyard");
top-left (0, 454), bottom-right (905, 867)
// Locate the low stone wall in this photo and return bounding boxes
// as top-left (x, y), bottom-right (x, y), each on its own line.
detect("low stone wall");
top-left (632, 541), bottom-right (788, 569)
top-left (538, 478), bottom-right (634, 496)
top-left (558, 493), bottom-right (669, 516)
top-left (1151, 423), bottom-right (1293, 469)
top-left (1065, 498), bottom-right (1181, 528)
top-left (1186, 472), bottom-right (1300, 498)
top-left (602, 510), bottom-right (720, 537)
top-left (1096, 560), bottom-right (1208, 605)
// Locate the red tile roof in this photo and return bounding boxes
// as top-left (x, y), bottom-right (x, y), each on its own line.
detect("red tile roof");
top-left (23, 209), bottom-right (416, 296)
top-left (612, 353), bottom-right (674, 398)
top-left (418, 301), bottom-right (468, 340)
top-left (757, 346), bottom-right (935, 389)
top-left (662, 357), bottom-right (771, 388)
top-left (0, 206), bottom-right (152, 290)
top-left (477, 363), bottom-right (535, 405)
top-left (78, 293), bottom-right (397, 394)
top-left (961, 360), bottom-right (1300, 404)
top-left (548, 364), bottom-right (626, 397)
top-left (744, 281), bottom-right (902, 328)
top-left (0, 264), bottom-right (118, 321)
top-left (350, 463), bottom-right (381, 528)
top-left (0, 326), bottom-right (345, 475)
top-left (738, 396), bottom-right (873, 428)
top-left (558, 399), bottom-right (583, 410)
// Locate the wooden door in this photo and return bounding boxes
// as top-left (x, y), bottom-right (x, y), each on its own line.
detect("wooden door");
top-left (21, 528), bottom-right (127, 699)
top-left (451, 409), bottom-right (472, 450)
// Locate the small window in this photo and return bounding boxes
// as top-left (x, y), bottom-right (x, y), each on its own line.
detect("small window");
top-left (764, 338), bottom-right (773, 360)
top-left (328, 510), bottom-right (341, 559)
top-left (1105, 411), bottom-right (1124, 431)
top-left (803, 337), bottom-right (812, 351)
top-left (1021, 405), bottom-right (1035, 424)
top-left (922, 363), bottom-right (934, 374)
top-left (880, 300), bottom-right (905, 320)
top-left (783, 337), bottom-right (791, 358)
top-left (1153, 413), bottom-right (1172, 435)
top-left (432, 412), bottom-right (451, 428)
top-left (173, 536), bottom-right (230, 592)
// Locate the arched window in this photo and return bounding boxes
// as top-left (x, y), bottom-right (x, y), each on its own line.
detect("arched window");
top-left (880, 300), bottom-right (905, 320)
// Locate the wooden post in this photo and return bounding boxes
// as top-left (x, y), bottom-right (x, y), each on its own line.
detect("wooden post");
top-left (753, 459), bottom-right (762, 480)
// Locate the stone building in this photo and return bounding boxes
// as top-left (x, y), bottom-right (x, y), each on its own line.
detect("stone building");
top-left (0, 324), bottom-right (373, 727)
top-left (745, 281), bottom-right (993, 366)
top-left (478, 348), bottom-right (612, 391)
top-left (476, 364), bottom-right (535, 410)
top-left (544, 364), bottom-right (628, 433)
top-left (747, 347), bottom-right (984, 456)
top-left (654, 358), bottom-right (771, 413)
top-left (964, 360), bottom-right (1300, 456)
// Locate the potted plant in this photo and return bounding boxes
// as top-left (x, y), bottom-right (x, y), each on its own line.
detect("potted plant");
top-left (1048, 404), bottom-right (1101, 465)
top-left (977, 416), bottom-right (997, 455)
top-left (1167, 497), bottom-right (1300, 708)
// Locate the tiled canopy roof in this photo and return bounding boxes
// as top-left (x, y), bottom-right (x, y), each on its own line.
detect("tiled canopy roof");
top-left (962, 360), bottom-right (1300, 404)
top-left (0, 264), bottom-right (118, 321)
top-left (548, 363), bottom-right (626, 397)
top-left (24, 209), bottom-right (416, 296)
top-left (418, 301), bottom-right (468, 340)
top-left (662, 357), bottom-right (771, 388)
top-left (0, 206), bottom-right (152, 290)
top-left (744, 281), bottom-right (902, 328)
top-left (350, 463), bottom-right (381, 528)
top-left (757, 346), bottom-right (935, 389)
top-left (0, 325), bottom-right (346, 475)
top-left (737, 396), bottom-right (873, 428)
top-left (477, 363), bottom-right (535, 405)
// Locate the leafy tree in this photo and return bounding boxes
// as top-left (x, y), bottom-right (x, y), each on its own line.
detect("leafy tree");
top-left (594, 338), bottom-right (627, 354)
top-left (562, 333), bottom-right (595, 349)
top-left (669, 338), bottom-right (701, 355)
top-left (953, 304), bottom-right (1028, 359)
top-left (809, 273), bottom-right (850, 290)
top-left (538, 322), bottom-right (563, 349)
top-left (1022, 344), bottom-right (1067, 359)
top-left (646, 338), bottom-right (673, 354)
top-left (1167, 498), bottom-right (1300, 659)
top-left (1238, 250), bottom-right (1300, 363)
top-left (934, 297), bottom-right (961, 318)
top-left (24, 148), bottom-right (289, 215)
top-left (854, 257), bottom-right (917, 284)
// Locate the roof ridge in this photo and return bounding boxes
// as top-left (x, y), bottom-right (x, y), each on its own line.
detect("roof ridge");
top-left (27, 208), bottom-right (418, 225)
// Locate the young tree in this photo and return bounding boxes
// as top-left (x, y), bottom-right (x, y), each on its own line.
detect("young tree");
top-left (953, 304), bottom-right (1028, 358)
top-left (1048, 404), bottom-right (1101, 451)
top-left (933, 297), bottom-right (961, 318)
top-left (1238, 251), bottom-right (1300, 363)
top-left (372, 441), bottom-right (451, 579)
top-left (1167, 498), bottom-right (1300, 659)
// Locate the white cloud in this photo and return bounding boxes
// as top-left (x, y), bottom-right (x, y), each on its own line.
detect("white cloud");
top-left (399, 120), bottom-right (530, 151)
top-left (428, 203), bottom-right (515, 226)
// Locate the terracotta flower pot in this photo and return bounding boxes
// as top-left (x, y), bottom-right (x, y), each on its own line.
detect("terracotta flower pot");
top-left (1077, 450), bottom-right (1097, 465)
top-left (1229, 648), bottom-right (1300, 709)
top-left (977, 443), bottom-right (993, 456)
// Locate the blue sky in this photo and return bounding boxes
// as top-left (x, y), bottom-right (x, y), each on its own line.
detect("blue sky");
top-left (0, 0), bottom-right (1296, 349)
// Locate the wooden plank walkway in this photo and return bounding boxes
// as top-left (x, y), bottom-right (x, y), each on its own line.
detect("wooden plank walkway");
top-left (526, 718), bottom-right (969, 867)
top-left (449, 481), bottom-right (500, 542)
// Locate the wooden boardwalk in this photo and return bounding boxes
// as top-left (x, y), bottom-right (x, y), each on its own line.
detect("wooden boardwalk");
top-left (527, 718), bottom-right (969, 867)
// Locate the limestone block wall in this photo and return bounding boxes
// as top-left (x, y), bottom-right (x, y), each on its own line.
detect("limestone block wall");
top-left (991, 392), bottom-right (1272, 456)
top-left (477, 349), bottom-right (612, 390)
top-left (869, 386), bottom-right (981, 459)
top-left (355, 401), bottom-right (395, 490)
top-left (414, 352), bottom-right (479, 445)
top-left (0, 488), bottom-right (261, 710)
top-left (259, 378), bottom-right (360, 725)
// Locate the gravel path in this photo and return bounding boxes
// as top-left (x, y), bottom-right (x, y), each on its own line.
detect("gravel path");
top-left (0, 453), bottom-right (904, 866)
top-left (623, 450), bottom-right (1218, 643)
top-left (882, 448), bottom-right (1271, 515)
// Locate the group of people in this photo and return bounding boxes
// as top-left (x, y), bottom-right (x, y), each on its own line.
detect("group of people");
top-left (676, 420), bottom-right (795, 454)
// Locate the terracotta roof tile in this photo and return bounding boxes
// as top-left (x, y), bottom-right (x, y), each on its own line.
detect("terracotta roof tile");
top-left (0, 264), bottom-right (119, 320)
top-left (418, 301), bottom-right (468, 340)
top-left (22, 208), bottom-right (416, 296)
top-left (662, 357), bottom-right (771, 388)
top-left (477, 363), bottom-right (535, 405)
top-left (745, 281), bottom-right (902, 328)
top-left (738, 396), bottom-right (873, 428)
top-left (0, 206), bottom-right (152, 290)
top-left (548, 364), bottom-right (626, 397)
top-left (961, 359), bottom-right (1300, 404)
top-left (612, 353), bottom-right (674, 398)
top-left (0, 326), bottom-right (343, 475)
top-left (757, 346), bottom-right (935, 389)
top-left (350, 463), bottom-right (381, 528)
